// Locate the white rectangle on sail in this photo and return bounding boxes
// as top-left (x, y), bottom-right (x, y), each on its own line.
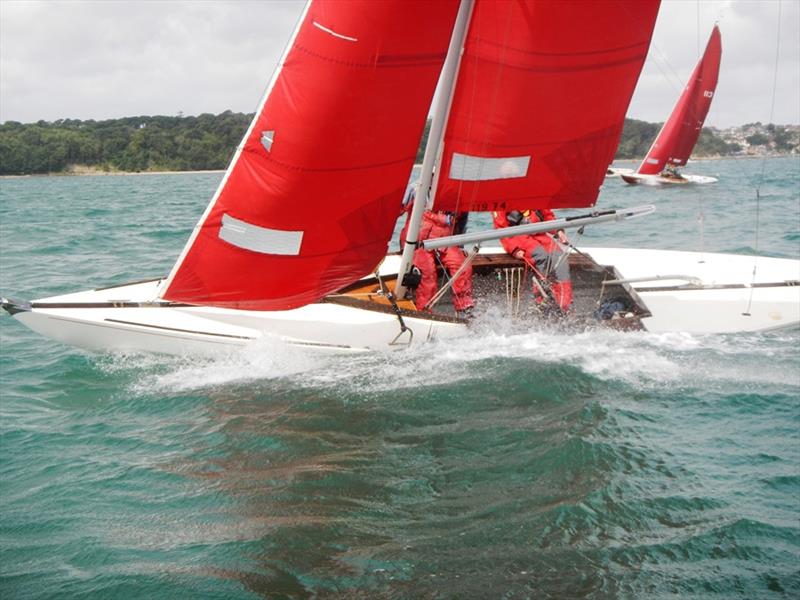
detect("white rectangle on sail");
top-left (449, 154), bottom-right (530, 181)
top-left (219, 213), bottom-right (303, 255)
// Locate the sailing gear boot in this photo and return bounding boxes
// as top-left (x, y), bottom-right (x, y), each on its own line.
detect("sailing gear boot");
top-left (550, 280), bottom-right (573, 313)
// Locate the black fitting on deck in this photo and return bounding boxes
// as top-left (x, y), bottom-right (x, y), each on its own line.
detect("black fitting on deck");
top-left (0, 297), bottom-right (31, 316)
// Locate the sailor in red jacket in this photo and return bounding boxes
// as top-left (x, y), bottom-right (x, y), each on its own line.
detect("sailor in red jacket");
top-left (493, 209), bottom-right (573, 312)
top-left (400, 185), bottom-right (474, 316)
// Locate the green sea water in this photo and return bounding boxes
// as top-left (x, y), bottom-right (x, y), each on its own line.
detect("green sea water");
top-left (1, 157), bottom-right (799, 598)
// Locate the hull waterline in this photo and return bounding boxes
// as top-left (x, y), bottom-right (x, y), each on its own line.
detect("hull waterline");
top-left (620, 173), bottom-right (718, 185)
top-left (2, 280), bottom-right (464, 356)
top-left (4, 249), bottom-right (798, 356)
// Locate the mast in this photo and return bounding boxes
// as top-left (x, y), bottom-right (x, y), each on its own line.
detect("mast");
top-left (393, 0), bottom-right (474, 301)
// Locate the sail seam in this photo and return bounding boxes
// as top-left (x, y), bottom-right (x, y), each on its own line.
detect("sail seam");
top-left (443, 128), bottom-right (618, 149)
top-left (467, 54), bottom-right (649, 72)
top-left (293, 44), bottom-right (448, 68)
top-left (245, 149), bottom-right (416, 173)
top-left (469, 36), bottom-right (652, 57)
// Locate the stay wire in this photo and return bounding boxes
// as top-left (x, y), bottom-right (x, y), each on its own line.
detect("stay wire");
top-left (693, 1), bottom-right (706, 259)
top-left (745, 0), bottom-right (783, 316)
top-left (451, 2), bottom-right (514, 215)
top-left (697, 0), bottom-right (700, 59)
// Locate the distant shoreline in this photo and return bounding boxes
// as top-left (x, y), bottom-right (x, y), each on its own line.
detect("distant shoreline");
top-left (612, 154), bottom-right (797, 164)
top-left (1, 154), bottom-right (795, 180)
top-left (1, 168), bottom-right (226, 179)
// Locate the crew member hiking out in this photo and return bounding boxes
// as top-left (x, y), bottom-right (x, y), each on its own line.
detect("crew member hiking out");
top-left (400, 184), bottom-right (474, 317)
top-left (493, 208), bottom-right (573, 313)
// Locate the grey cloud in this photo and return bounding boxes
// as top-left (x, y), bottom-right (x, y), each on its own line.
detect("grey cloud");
top-left (1, 0), bottom-right (304, 122)
top-left (629, 0), bottom-right (799, 126)
top-left (1, 0), bottom-right (797, 127)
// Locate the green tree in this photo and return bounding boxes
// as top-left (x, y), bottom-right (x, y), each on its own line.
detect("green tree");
top-left (746, 133), bottom-right (769, 146)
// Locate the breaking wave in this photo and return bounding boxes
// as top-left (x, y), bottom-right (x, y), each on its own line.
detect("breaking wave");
top-left (97, 316), bottom-right (799, 398)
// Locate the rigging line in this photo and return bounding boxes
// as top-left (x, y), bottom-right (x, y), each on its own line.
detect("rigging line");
top-left (647, 47), bottom-right (686, 97)
top-left (374, 269), bottom-right (413, 344)
top-left (159, 1), bottom-right (309, 299)
top-left (613, 0), bottom-right (684, 93)
top-left (451, 3), bottom-right (479, 216)
top-left (504, 267), bottom-right (523, 317)
top-left (519, 254), bottom-right (561, 313)
top-left (514, 267), bottom-right (522, 316)
top-left (459, 1), bottom-right (515, 211)
top-left (505, 268), bottom-right (511, 312)
top-left (692, 0), bottom-right (707, 259)
top-left (425, 245), bottom-right (479, 310)
top-left (688, 45), bottom-right (707, 259)
top-left (697, 0), bottom-right (700, 59)
top-left (450, 4), bottom-right (480, 212)
top-left (758, 0), bottom-right (782, 191)
top-left (476, 4), bottom-right (514, 190)
top-left (745, 0), bottom-right (783, 316)
top-left (695, 192), bottom-right (706, 259)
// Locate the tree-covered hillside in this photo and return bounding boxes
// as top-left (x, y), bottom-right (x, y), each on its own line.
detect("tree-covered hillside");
top-left (614, 118), bottom-right (743, 159)
top-left (0, 113), bottom-right (792, 176)
top-left (0, 112), bottom-right (250, 175)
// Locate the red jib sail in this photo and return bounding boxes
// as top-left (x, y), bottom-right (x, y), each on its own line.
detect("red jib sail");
top-left (637, 25), bottom-right (722, 175)
top-left (432, 0), bottom-right (660, 213)
top-left (161, 0), bottom-right (459, 310)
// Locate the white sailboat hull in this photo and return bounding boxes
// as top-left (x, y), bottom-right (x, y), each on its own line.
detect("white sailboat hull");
top-left (583, 247), bottom-right (800, 333)
top-left (8, 279), bottom-right (464, 356)
top-left (605, 167), bottom-right (634, 178)
top-left (620, 172), bottom-right (718, 185)
top-left (5, 249), bottom-right (798, 356)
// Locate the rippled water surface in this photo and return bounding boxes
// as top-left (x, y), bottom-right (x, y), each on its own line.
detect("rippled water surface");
top-left (1, 157), bottom-right (799, 598)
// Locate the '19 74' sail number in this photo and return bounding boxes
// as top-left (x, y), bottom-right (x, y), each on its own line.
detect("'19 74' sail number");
top-left (469, 201), bottom-right (507, 212)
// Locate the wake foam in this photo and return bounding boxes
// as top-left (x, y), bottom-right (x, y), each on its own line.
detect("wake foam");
top-left (96, 318), bottom-right (798, 397)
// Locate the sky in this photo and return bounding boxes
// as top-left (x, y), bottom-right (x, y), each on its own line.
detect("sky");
top-left (1, 0), bottom-right (798, 128)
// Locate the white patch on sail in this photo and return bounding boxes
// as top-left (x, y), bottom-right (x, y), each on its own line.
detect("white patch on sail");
top-left (646, 158), bottom-right (660, 165)
top-left (261, 131), bottom-right (274, 152)
top-left (219, 214), bottom-right (303, 255)
top-left (312, 21), bottom-right (358, 42)
top-left (449, 154), bottom-right (530, 181)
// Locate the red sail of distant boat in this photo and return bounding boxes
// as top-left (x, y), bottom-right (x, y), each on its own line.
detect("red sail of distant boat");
top-left (637, 25), bottom-right (721, 175)
top-left (432, 0), bottom-right (661, 213)
top-left (160, 0), bottom-right (460, 310)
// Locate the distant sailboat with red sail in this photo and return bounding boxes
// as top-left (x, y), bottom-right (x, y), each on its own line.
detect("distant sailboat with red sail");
top-left (3, 2), bottom-right (799, 355)
top-left (621, 24), bottom-right (722, 185)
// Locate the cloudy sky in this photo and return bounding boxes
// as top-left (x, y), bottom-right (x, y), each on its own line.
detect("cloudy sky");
top-left (1, 0), bottom-right (797, 127)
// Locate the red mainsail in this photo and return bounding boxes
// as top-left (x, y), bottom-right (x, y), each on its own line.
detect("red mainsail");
top-left (637, 25), bottom-right (722, 175)
top-left (432, 0), bottom-right (660, 213)
top-left (161, 0), bottom-right (459, 310)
